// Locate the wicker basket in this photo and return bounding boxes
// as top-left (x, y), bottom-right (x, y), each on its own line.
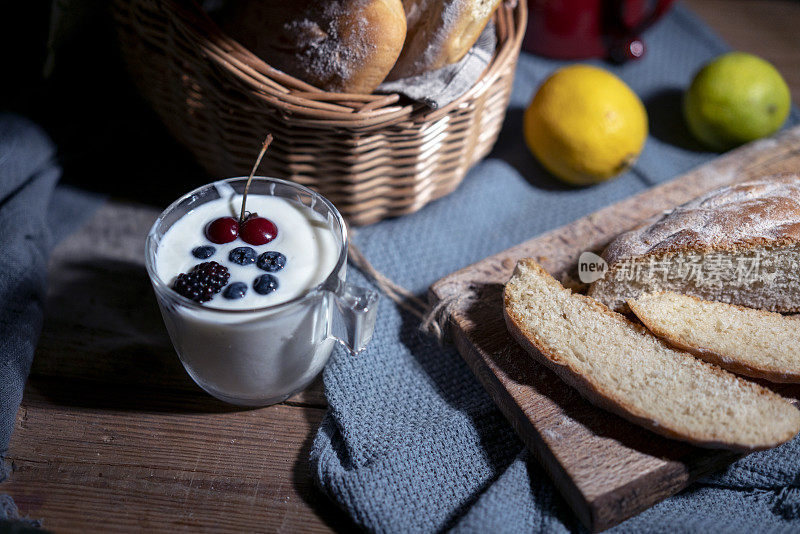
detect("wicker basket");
top-left (112, 0), bottom-right (527, 225)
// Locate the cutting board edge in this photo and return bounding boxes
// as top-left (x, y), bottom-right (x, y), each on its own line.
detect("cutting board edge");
top-left (448, 311), bottom-right (741, 532)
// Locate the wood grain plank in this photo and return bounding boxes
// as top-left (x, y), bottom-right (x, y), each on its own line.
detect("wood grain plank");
top-left (4, 199), bottom-right (336, 531)
top-left (5, 378), bottom-right (347, 533)
top-left (430, 124), bottom-right (800, 532)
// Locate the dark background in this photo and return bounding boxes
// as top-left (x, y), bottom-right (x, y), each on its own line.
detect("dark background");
top-left (2, 2), bottom-right (207, 207)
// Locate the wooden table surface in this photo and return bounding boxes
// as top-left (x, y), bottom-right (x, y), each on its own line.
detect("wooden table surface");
top-left (4, 1), bottom-right (800, 532)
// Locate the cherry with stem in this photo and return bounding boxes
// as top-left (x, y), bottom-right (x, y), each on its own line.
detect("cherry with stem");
top-left (238, 135), bottom-right (278, 246)
top-left (205, 134), bottom-right (277, 246)
top-left (240, 134), bottom-right (273, 224)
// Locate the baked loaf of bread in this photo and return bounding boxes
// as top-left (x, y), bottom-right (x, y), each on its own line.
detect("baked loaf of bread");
top-left (222, 0), bottom-right (407, 93)
top-left (504, 258), bottom-right (800, 451)
top-left (387, 0), bottom-right (501, 80)
top-left (589, 174), bottom-right (800, 313)
top-left (629, 291), bottom-right (800, 383)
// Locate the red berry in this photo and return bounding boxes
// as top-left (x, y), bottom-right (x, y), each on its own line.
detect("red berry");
top-left (240, 216), bottom-right (278, 245)
top-left (205, 217), bottom-right (239, 244)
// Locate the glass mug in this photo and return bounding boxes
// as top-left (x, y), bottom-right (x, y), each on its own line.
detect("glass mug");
top-left (145, 177), bottom-right (378, 406)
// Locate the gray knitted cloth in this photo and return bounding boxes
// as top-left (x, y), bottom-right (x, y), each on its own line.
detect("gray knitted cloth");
top-left (311, 4), bottom-right (800, 532)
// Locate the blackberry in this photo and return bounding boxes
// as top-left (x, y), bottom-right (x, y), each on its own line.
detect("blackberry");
top-left (223, 282), bottom-right (248, 300)
top-left (257, 251), bottom-right (286, 272)
top-left (253, 274), bottom-right (279, 295)
top-left (229, 246), bottom-right (257, 266)
top-left (192, 245), bottom-right (216, 259)
top-left (173, 261), bottom-right (230, 303)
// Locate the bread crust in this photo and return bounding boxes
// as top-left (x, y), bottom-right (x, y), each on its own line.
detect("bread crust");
top-left (602, 174), bottom-right (800, 264)
top-left (223, 0), bottom-right (407, 94)
top-left (628, 292), bottom-right (800, 384)
top-left (589, 174), bottom-right (800, 313)
top-left (388, 0), bottom-right (501, 80)
top-left (504, 258), bottom-right (800, 452)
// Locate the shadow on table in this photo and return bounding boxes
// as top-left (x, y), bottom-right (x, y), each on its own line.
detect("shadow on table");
top-left (489, 91), bottom-right (709, 193)
top-left (487, 106), bottom-right (576, 192)
top-left (644, 88), bottom-right (707, 152)
top-left (292, 409), bottom-right (360, 532)
top-left (28, 253), bottom-right (351, 529)
top-left (30, 257), bottom-right (249, 414)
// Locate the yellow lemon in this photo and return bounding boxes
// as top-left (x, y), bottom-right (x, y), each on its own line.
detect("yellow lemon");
top-left (684, 52), bottom-right (790, 151)
top-left (523, 65), bottom-right (648, 186)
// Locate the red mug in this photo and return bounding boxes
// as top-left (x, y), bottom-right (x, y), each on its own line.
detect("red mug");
top-left (523, 0), bottom-right (676, 61)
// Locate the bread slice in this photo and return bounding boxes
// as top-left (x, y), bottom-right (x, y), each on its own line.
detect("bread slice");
top-left (629, 292), bottom-right (800, 383)
top-left (588, 174), bottom-right (800, 313)
top-left (504, 258), bottom-right (800, 451)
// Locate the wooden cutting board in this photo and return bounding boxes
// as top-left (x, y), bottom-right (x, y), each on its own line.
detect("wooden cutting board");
top-left (429, 124), bottom-right (800, 532)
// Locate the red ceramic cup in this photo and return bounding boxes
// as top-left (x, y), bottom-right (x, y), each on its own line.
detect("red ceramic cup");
top-left (523, 0), bottom-right (676, 61)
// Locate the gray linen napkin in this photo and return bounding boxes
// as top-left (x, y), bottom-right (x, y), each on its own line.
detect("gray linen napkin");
top-left (0, 114), bottom-right (60, 531)
top-left (378, 23), bottom-right (497, 110)
top-left (0, 113), bottom-right (102, 531)
top-left (0, 114), bottom-right (60, 453)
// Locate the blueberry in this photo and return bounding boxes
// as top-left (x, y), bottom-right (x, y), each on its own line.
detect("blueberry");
top-left (257, 251), bottom-right (287, 272)
top-left (228, 246), bottom-right (257, 266)
top-left (253, 274), bottom-right (279, 295)
top-left (222, 281), bottom-right (248, 300)
top-left (192, 245), bottom-right (216, 259)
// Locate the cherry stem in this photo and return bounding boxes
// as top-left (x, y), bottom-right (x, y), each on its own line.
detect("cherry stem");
top-left (240, 134), bottom-right (274, 224)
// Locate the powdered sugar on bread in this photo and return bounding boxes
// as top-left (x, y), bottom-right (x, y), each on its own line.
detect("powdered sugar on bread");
top-left (223, 0), bottom-right (406, 93)
top-left (389, 0), bottom-right (500, 79)
top-left (605, 174), bottom-right (800, 260)
top-left (589, 174), bottom-right (800, 312)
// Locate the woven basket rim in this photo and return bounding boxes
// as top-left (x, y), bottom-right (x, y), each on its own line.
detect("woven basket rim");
top-left (167, 0), bottom-right (527, 123)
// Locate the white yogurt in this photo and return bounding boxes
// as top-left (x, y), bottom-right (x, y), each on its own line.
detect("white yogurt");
top-left (151, 182), bottom-right (344, 405)
top-left (156, 191), bottom-right (339, 308)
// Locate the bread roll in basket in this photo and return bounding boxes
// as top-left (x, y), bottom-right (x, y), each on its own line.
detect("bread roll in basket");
top-left (111, 0), bottom-right (526, 225)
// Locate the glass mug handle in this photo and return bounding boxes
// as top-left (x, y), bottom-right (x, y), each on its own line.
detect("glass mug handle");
top-left (327, 280), bottom-right (379, 354)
